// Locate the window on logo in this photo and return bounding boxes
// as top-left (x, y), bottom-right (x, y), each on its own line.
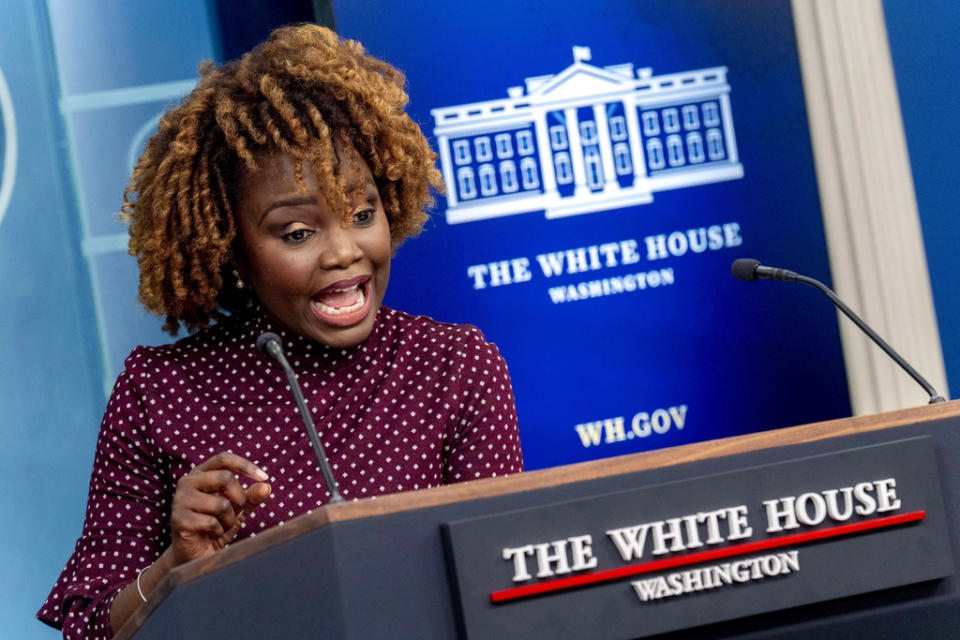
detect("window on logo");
top-left (579, 120), bottom-right (598, 145)
top-left (475, 137), bottom-right (493, 162)
top-left (609, 115), bottom-right (628, 142)
top-left (499, 160), bottom-right (518, 193)
top-left (453, 140), bottom-right (471, 165)
top-left (663, 108), bottom-right (680, 133)
top-left (516, 130), bottom-right (535, 155)
top-left (642, 112), bottom-right (660, 136)
top-left (554, 152), bottom-right (573, 184)
top-left (682, 105), bottom-right (700, 130)
top-left (549, 125), bottom-right (568, 150)
top-left (584, 147), bottom-right (603, 189)
top-left (686, 132), bottom-right (704, 163)
top-left (520, 158), bottom-right (539, 189)
top-left (706, 128), bottom-right (725, 160)
top-left (457, 167), bottom-right (476, 199)
top-left (646, 139), bottom-right (665, 170)
top-left (478, 164), bottom-right (498, 196)
top-left (495, 133), bottom-right (514, 158)
top-left (613, 143), bottom-right (632, 174)
top-left (703, 102), bottom-right (721, 127)
top-left (667, 134), bottom-right (685, 166)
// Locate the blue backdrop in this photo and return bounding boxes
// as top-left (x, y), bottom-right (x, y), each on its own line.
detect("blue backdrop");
top-left (335, 0), bottom-right (851, 468)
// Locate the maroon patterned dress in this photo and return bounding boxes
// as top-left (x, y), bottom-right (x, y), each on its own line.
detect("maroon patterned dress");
top-left (37, 306), bottom-right (523, 638)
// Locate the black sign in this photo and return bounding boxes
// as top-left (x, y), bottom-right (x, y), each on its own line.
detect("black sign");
top-left (442, 437), bottom-right (952, 639)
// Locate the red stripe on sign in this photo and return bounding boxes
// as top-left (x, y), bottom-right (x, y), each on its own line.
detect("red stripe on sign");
top-left (490, 510), bottom-right (925, 603)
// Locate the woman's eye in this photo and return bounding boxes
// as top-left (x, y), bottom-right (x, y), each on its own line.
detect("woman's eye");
top-left (352, 208), bottom-right (376, 227)
top-left (282, 228), bottom-right (312, 244)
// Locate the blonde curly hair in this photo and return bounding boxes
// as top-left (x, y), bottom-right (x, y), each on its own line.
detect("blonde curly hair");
top-left (123, 24), bottom-right (444, 335)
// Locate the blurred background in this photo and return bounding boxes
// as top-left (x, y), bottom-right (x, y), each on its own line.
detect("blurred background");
top-left (1, 0), bottom-right (956, 636)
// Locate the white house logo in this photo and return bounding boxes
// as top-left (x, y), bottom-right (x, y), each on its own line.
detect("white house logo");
top-left (0, 64), bottom-right (16, 231)
top-left (431, 47), bottom-right (743, 224)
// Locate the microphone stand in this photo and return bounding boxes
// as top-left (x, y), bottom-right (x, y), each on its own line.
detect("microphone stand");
top-left (793, 273), bottom-right (945, 404)
top-left (258, 333), bottom-right (344, 503)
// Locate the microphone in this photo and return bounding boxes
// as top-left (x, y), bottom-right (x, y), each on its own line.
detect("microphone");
top-left (731, 258), bottom-right (799, 283)
top-left (731, 259), bottom-right (946, 405)
top-left (257, 332), bottom-right (343, 503)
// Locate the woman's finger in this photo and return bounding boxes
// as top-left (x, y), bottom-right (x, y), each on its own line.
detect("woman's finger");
top-left (182, 469), bottom-right (248, 509)
top-left (242, 482), bottom-right (272, 517)
top-left (193, 452), bottom-right (268, 482)
top-left (214, 483), bottom-right (272, 549)
top-left (177, 492), bottom-right (242, 531)
top-left (171, 509), bottom-right (225, 539)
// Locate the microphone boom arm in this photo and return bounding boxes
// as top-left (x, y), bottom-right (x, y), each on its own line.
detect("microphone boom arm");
top-left (794, 274), bottom-right (945, 404)
top-left (263, 339), bottom-right (344, 503)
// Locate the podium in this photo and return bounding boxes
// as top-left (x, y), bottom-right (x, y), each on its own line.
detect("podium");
top-left (117, 402), bottom-right (960, 639)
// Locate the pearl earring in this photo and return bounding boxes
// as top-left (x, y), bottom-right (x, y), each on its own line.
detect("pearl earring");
top-left (233, 270), bottom-right (245, 290)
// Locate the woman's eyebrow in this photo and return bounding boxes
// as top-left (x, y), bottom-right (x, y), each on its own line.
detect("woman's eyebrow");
top-left (258, 196), bottom-right (316, 223)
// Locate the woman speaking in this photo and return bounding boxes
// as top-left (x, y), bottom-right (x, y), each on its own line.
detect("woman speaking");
top-left (37, 24), bottom-right (523, 639)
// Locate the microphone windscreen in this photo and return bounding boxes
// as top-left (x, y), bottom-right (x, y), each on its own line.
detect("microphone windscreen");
top-left (256, 332), bottom-right (282, 356)
top-left (731, 258), bottom-right (761, 282)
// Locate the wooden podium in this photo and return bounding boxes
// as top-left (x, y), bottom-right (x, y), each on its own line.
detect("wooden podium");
top-left (117, 402), bottom-right (960, 639)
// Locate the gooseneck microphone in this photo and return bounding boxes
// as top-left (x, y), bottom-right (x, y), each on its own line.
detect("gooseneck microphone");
top-left (731, 258), bottom-right (946, 405)
top-left (257, 332), bottom-right (344, 503)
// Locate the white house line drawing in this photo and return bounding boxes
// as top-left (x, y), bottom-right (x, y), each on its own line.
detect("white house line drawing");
top-left (431, 47), bottom-right (743, 224)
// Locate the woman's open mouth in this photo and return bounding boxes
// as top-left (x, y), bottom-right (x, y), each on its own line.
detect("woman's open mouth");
top-left (310, 275), bottom-right (372, 327)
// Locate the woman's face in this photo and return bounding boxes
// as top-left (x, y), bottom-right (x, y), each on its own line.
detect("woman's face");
top-left (235, 144), bottom-right (391, 348)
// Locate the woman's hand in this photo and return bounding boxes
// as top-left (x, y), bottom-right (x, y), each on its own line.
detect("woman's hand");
top-left (169, 452), bottom-right (272, 566)
top-left (110, 452), bottom-right (271, 633)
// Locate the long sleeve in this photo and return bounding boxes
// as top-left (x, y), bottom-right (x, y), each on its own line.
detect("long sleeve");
top-left (444, 327), bottom-right (524, 482)
top-left (37, 370), bottom-right (169, 639)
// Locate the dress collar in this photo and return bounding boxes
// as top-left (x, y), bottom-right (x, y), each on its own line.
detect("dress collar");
top-left (237, 304), bottom-right (387, 370)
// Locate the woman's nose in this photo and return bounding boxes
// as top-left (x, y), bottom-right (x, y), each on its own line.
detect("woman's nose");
top-left (318, 226), bottom-right (363, 269)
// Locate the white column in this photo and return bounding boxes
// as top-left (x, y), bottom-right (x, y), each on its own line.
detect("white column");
top-left (792, 0), bottom-right (948, 411)
top-left (564, 106), bottom-right (588, 197)
top-left (592, 103), bottom-right (618, 191)
top-left (718, 92), bottom-right (739, 163)
top-left (623, 98), bottom-right (647, 185)
top-left (436, 135), bottom-right (458, 208)
top-left (532, 109), bottom-right (557, 196)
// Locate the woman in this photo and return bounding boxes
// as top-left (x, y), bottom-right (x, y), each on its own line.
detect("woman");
top-left (38, 24), bottom-right (523, 639)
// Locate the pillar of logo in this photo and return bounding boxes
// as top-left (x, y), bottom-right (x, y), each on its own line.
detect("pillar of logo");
top-left (431, 47), bottom-right (744, 224)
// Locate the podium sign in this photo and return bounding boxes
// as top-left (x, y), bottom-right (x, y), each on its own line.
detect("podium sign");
top-left (443, 437), bottom-right (952, 638)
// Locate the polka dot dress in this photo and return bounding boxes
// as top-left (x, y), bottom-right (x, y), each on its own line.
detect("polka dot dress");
top-left (37, 307), bottom-right (523, 638)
